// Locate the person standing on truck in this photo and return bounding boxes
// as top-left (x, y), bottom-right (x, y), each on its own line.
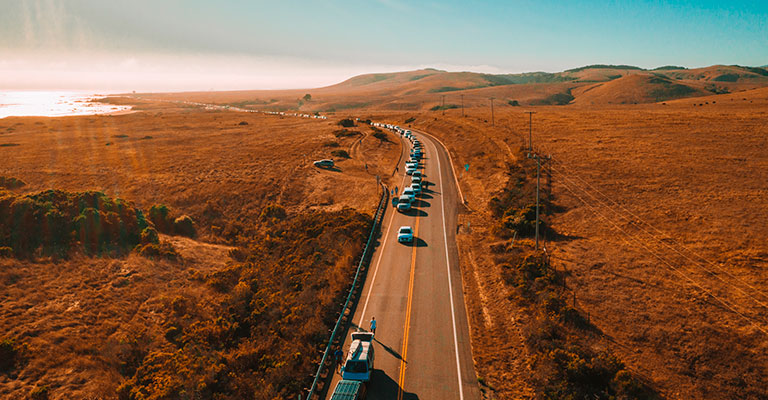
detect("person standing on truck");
top-left (370, 317), bottom-right (377, 334)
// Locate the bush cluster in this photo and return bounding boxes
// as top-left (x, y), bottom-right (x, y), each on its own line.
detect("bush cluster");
top-left (0, 176), bottom-right (25, 189)
top-left (0, 190), bottom-right (149, 257)
top-left (331, 149), bottom-right (350, 158)
top-left (337, 118), bottom-right (356, 127)
top-left (149, 204), bottom-right (197, 238)
top-left (0, 336), bottom-right (26, 373)
top-left (333, 129), bottom-right (361, 138)
top-left (490, 151), bottom-right (653, 399)
top-left (117, 208), bottom-right (372, 399)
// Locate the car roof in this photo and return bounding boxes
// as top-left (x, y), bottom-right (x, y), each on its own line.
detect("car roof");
top-left (399, 226), bottom-right (412, 231)
top-left (347, 340), bottom-right (371, 362)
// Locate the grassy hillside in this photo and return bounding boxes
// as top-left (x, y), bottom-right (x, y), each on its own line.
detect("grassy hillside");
top-left (134, 65), bottom-right (768, 112)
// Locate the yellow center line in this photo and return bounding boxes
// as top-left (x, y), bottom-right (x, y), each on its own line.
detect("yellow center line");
top-left (397, 188), bottom-right (421, 398)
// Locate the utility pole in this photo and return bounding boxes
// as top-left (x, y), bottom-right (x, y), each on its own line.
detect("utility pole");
top-left (525, 111), bottom-right (536, 151)
top-left (490, 97), bottom-right (495, 126)
top-left (441, 95), bottom-right (446, 115)
top-left (461, 94), bottom-right (465, 117)
top-left (527, 152), bottom-right (551, 250)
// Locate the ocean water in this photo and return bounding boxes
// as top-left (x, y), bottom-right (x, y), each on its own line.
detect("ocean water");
top-left (0, 91), bottom-right (131, 119)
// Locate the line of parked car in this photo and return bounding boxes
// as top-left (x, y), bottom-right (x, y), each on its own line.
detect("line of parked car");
top-left (393, 127), bottom-right (424, 245)
top-left (329, 124), bottom-right (422, 399)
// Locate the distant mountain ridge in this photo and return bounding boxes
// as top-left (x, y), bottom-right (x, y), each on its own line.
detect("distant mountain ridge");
top-left (141, 64), bottom-right (768, 110)
top-left (322, 64), bottom-right (768, 106)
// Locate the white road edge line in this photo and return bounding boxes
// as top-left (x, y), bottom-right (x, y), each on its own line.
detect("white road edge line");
top-left (358, 138), bottom-right (411, 327)
top-left (434, 137), bottom-right (465, 400)
top-left (417, 129), bottom-right (465, 205)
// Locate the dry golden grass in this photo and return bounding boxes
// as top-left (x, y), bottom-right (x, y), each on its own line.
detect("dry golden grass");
top-left (0, 105), bottom-right (400, 399)
top-left (359, 85), bottom-right (768, 399)
top-left (2, 68), bottom-right (768, 398)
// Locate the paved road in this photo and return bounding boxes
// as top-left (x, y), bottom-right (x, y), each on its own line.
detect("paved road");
top-left (326, 129), bottom-right (479, 399)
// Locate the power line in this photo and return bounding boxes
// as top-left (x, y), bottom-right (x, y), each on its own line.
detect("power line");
top-left (490, 97), bottom-right (495, 126)
top-left (551, 163), bottom-right (768, 308)
top-left (525, 111), bottom-right (536, 151)
top-left (553, 175), bottom-right (768, 336)
top-left (528, 152), bottom-right (551, 250)
top-left (442, 95), bottom-right (446, 115)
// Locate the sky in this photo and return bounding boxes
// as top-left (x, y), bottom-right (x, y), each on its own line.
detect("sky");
top-left (1, 0), bottom-right (766, 92)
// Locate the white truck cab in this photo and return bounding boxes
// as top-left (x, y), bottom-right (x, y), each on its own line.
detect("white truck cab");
top-left (342, 332), bottom-right (375, 382)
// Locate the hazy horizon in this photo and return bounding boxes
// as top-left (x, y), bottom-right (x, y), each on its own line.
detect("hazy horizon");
top-left (2, 0), bottom-right (766, 92)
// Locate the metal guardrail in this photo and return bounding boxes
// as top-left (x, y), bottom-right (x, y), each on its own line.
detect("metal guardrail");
top-left (306, 182), bottom-right (389, 399)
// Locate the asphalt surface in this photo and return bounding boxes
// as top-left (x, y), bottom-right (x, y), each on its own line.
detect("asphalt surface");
top-left (326, 129), bottom-right (479, 399)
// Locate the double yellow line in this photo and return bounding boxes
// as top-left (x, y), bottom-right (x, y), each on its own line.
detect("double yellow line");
top-left (397, 196), bottom-right (420, 399)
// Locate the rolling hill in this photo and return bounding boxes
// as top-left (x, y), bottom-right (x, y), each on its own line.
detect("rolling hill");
top-left (132, 64), bottom-right (768, 110)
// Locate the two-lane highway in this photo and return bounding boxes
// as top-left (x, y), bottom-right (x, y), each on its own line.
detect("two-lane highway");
top-left (326, 128), bottom-right (479, 399)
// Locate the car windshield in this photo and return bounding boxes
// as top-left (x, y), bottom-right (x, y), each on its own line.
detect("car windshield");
top-left (400, 228), bottom-right (412, 234)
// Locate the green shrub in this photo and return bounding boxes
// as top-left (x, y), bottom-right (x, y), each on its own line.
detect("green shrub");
top-left (148, 204), bottom-right (172, 233)
top-left (0, 190), bottom-right (145, 258)
top-left (404, 117), bottom-right (415, 123)
top-left (0, 246), bottom-right (12, 257)
top-left (372, 131), bottom-right (389, 141)
top-left (173, 215), bottom-right (196, 238)
top-left (260, 204), bottom-right (286, 221)
top-left (331, 150), bottom-right (350, 158)
top-left (508, 100), bottom-right (520, 106)
top-left (333, 129), bottom-right (361, 138)
top-left (137, 242), bottom-right (179, 260)
top-left (0, 176), bottom-right (25, 189)
top-left (29, 386), bottom-right (49, 400)
top-left (501, 204), bottom-right (543, 237)
top-left (140, 227), bottom-right (159, 245)
top-left (0, 337), bottom-right (25, 373)
top-left (337, 118), bottom-right (355, 127)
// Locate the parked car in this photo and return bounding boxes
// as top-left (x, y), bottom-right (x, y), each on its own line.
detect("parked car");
top-left (412, 170), bottom-right (423, 179)
top-left (410, 183), bottom-right (422, 195)
top-left (406, 166), bottom-right (417, 175)
top-left (411, 175), bottom-right (422, 184)
top-left (405, 161), bottom-right (418, 169)
top-left (403, 187), bottom-right (415, 201)
top-left (313, 159), bottom-right (334, 168)
top-left (397, 226), bottom-right (414, 243)
top-left (396, 195), bottom-right (412, 211)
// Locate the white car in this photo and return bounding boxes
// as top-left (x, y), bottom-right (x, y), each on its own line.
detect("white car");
top-left (402, 187), bottom-right (415, 202)
top-left (411, 175), bottom-right (422, 184)
top-left (405, 166), bottom-right (417, 175)
top-left (397, 226), bottom-right (414, 243)
top-left (412, 170), bottom-right (422, 179)
top-left (313, 159), bottom-right (334, 168)
top-left (396, 195), bottom-right (412, 211)
top-left (405, 161), bottom-right (418, 169)
top-left (410, 183), bottom-right (422, 195)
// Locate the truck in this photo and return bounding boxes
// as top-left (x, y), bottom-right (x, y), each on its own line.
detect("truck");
top-left (341, 331), bottom-right (375, 382)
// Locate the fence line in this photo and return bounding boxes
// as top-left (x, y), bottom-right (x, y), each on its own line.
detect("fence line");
top-left (306, 182), bottom-right (389, 399)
